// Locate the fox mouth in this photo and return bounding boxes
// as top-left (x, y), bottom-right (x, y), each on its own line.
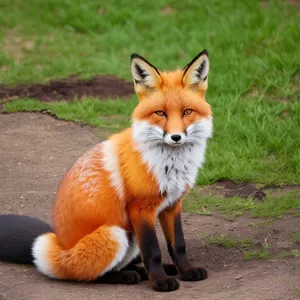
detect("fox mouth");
top-left (164, 141), bottom-right (185, 147)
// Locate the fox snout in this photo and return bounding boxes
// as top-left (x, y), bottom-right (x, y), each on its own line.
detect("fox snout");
top-left (164, 132), bottom-right (187, 146)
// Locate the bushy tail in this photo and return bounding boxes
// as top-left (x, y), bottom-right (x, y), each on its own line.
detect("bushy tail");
top-left (32, 225), bottom-right (129, 281)
top-left (1, 215), bottom-right (130, 281)
top-left (0, 214), bottom-right (52, 264)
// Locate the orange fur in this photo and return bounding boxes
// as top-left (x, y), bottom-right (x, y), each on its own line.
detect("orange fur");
top-left (159, 202), bottom-right (182, 247)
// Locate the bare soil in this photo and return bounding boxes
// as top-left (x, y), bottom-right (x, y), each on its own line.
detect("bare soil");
top-left (0, 113), bottom-right (299, 300)
top-left (0, 75), bottom-right (134, 102)
top-left (289, 0), bottom-right (300, 5)
top-left (199, 179), bottom-right (300, 202)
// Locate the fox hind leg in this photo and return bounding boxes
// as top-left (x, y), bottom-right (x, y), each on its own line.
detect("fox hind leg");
top-left (95, 233), bottom-right (142, 285)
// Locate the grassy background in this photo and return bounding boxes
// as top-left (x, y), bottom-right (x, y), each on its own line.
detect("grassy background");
top-left (1, 0), bottom-right (300, 187)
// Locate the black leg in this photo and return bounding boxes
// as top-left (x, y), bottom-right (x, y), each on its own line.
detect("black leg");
top-left (171, 214), bottom-right (207, 281)
top-left (138, 223), bottom-right (179, 292)
top-left (159, 205), bottom-right (208, 282)
top-left (162, 264), bottom-right (178, 276)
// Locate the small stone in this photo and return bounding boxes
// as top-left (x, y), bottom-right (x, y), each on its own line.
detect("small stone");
top-left (97, 8), bottom-right (104, 15)
top-left (253, 191), bottom-right (266, 202)
top-left (1, 65), bottom-right (8, 72)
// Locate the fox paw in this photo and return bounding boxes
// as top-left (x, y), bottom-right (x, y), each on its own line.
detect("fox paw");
top-left (153, 277), bottom-right (179, 292)
top-left (95, 270), bottom-right (141, 285)
top-left (180, 267), bottom-right (207, 281)
top-left (121, 270), bottom-right (141, 284)
top-left (125, 265), bottom-right (149, 281)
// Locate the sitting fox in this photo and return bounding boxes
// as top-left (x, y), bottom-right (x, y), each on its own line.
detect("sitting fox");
top-left (0, 50), bottom-right (213, 292)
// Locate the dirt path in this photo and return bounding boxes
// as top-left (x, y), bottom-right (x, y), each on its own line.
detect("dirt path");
top-left (0, 113), bottom-right (299, 300)
top-left (0, 75), bottom-right (134, 102)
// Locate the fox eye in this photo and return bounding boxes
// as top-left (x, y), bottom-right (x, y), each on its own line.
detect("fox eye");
top-left (155, 110), bottom-right (166, 117)
top-left (183, 109), bottom-right (193, 116)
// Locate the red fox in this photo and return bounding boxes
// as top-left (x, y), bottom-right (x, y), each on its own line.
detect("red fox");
top-left (0, 50), bottom-right (213, 292)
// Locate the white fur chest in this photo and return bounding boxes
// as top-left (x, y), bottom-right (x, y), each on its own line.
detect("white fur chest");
top-left (132, 118), bottom-right (213, 214)
top-left (136, 142), bottom-right (207, 214)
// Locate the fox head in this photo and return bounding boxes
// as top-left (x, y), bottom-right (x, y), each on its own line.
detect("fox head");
top-left (131, 50), bottom-right (213, 147)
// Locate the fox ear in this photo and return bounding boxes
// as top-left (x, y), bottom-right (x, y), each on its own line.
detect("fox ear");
top-left (182, 50), bottom-right (209, 93)
top-left (131, 54), bottom-right (162, 94)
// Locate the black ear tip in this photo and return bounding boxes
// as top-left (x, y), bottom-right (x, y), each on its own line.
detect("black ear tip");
top-left (131, 53), bottom-right (142, 61)
top-left (200, 49), bottom-right (209, 58)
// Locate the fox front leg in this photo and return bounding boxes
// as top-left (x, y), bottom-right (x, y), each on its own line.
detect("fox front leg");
top-left (128, 206), bottom-right (180, 292)
top-left (159, 201), bottom-right (208, 281)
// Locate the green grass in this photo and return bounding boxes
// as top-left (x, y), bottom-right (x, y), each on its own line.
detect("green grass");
top-left (251, 191), bottom-right (300, 218)
top-left (184, 189), bottom-right (300, 218)
top-left (292, 232), bottom-right (300, 244)
top-left (5, 98), bottom-right (136, 131)
top-left (278, 250), bottom-right (300, 258)
top-left (244, 249), bottom-right (270, 261)
top-left (1, 0), bottom-right (299, 87)
top-left (242, 247), bottom-right (300, 261)
top-left (203, 234), bottom-right (252, 249)
top-left (248, 220), bottom-right (274, 228)
top-left (296, 270), bottom-right (300, 275)
top-left (1, 0), bottom-right (300, 188)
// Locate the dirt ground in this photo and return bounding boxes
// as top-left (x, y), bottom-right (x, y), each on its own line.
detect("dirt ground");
top-left (0, 75), bottom-right (134, 102)
top-left (0, 113), bottom-right (299, 300)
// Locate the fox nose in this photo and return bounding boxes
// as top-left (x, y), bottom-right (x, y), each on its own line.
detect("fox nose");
top-left (171, 134), bottom-right (181, 142)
